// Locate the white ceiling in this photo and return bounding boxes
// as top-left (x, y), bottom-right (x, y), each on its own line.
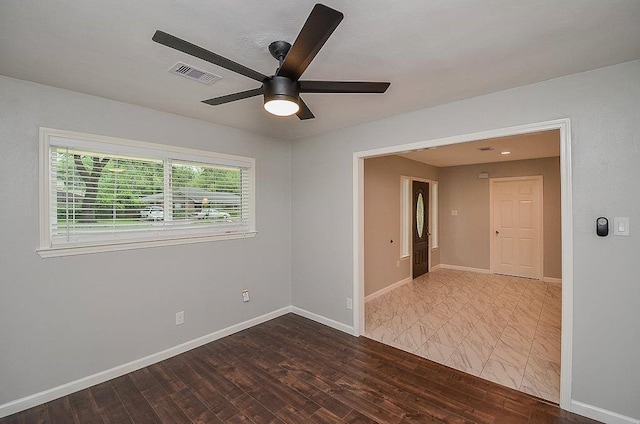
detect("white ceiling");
top-left (398, 130), bottom-right (559, 167)
top-left (1, 1), bottom-right (639, 141)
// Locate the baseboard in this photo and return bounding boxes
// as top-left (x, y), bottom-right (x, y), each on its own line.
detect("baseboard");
top-left (571, 400), bottom-right (640, 424)
top-left (364, 276), bottom-right (412, 303)
top-left (290, 306), bottom-right (355, 335)
top-left (544, 277), bottom-right (563, 285)
top-left (0, 306), bottom-right (292, 419)
top-left (439, 264), bottom-right (492, 274)
top-left (439, 265), bottom-right (561, 284)
top-left (430, 264), bottom-right (441, 271)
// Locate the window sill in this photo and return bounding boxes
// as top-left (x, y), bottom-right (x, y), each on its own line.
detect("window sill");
top-left (37, 231), bottom-right (257, 258)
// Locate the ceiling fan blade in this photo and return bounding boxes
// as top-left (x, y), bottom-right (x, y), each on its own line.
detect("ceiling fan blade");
top-left (300, 80), bottom-right (390, 94)
top-left (202, 88), bottom-right (264, 106)
top-left (153, 30), bottom-right (267, 83)
top-left (296, 98), bottom-right (315, 120)
top-left (277, 4), bottom-right (344, 80)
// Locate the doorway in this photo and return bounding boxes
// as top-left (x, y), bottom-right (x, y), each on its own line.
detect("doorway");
top-left (353, 119), bottom-right (573, 409)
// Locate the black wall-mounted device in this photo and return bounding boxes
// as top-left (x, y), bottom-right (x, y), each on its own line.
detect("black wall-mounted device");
top-left (596, 217), bottom-right (609, 237)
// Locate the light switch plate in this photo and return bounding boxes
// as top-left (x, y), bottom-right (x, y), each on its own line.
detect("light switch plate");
top-left (175, 311), bottom-right (184, 325)
top-left (613, 217), bottom-right (630, 236)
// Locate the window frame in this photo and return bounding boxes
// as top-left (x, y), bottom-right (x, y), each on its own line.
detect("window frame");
top-left (431, 181), bottom-right (439, 249)
top-left (400, 176), bottom-right (411, 259)
top-left (38, 127), bottom-right (256, 258)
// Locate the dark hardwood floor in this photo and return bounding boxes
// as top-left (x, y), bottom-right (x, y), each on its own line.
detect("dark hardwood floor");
top-left (1, 313), bottom-right (600, 423)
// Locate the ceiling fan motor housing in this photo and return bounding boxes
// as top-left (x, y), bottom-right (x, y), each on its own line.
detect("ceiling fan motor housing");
top-left (263, 76), bottom-right (300, 104)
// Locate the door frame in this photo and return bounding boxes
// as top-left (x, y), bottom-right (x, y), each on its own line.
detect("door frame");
top-left (410, 177), bottom-right (435, 277)
top-left (353, 118), bottom-right (573, 410)
top-left (489, 175), bottom-right (544, 280)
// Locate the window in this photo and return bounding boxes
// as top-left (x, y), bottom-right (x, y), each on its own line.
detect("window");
top-left (431, 181), bottom-right (439, 248)
top-left (400, 176), bottom-right (411, 258)
top-left (38, 128), bottom-right (255, 257)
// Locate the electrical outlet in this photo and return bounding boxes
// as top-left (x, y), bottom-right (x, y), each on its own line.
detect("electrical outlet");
top-left (175, 311), bottom-right (184, 326)
top-left (242, 290), bottom-right (250, 302)
top-left (346, 298), bottom-right (353, 310)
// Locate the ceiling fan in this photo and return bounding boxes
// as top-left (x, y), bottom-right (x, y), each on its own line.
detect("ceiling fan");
top-left (152, 3), bottom-right (390, 120)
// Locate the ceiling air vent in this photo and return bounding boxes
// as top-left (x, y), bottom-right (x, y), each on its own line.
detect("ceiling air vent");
top-left (477, 146), bottom-right (494, 151)
top-left (169, 62), bottom-right (221, 84)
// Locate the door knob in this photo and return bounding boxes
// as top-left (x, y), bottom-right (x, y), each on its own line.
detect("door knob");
top-left (495, 230), bottom-right (500, 235)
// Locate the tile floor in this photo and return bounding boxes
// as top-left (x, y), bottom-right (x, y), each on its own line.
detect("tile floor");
top-left (364, 268), bottom-right (562, 403)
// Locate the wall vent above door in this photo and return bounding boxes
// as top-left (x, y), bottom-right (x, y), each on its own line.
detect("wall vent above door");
top-left (169, 62), bottom-right (222, 84)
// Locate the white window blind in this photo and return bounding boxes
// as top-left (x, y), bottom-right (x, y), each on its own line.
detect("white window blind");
top-left (39, 128), bottom-right (255, 256)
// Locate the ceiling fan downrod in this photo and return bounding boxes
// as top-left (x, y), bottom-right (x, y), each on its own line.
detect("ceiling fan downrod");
top-left (268, 41), bottom-right (292, 69)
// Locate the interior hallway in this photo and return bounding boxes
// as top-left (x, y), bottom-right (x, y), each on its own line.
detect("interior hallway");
top-left (364, 268), bottom-right (562, 403)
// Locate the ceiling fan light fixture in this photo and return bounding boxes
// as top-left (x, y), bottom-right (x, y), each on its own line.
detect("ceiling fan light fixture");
top-left (263, 76), bottom-right (300, 117)
top-left (264, 98), bottom-right (299, 116)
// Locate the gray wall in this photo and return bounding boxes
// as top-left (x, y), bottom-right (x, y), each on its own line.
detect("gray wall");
top-left (364, 155), bottom-right (439, 297)
top-left (439, 157), bottom-right (562, 279)
top-left (0, 76), bottom-right (292, 405)
top-left (1, 60), bottom-right (639, 421)
top-left (291, 61), bottom-right (640, 419)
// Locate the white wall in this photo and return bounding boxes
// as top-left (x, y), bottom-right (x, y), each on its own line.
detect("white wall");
top-left (291, 61), bottom-right (640, 420)
top-left (0, 76), bottom-right (292, 406)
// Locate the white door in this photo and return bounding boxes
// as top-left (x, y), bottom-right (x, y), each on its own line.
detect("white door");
top-left (491, 177), bottom-right (543, 279)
